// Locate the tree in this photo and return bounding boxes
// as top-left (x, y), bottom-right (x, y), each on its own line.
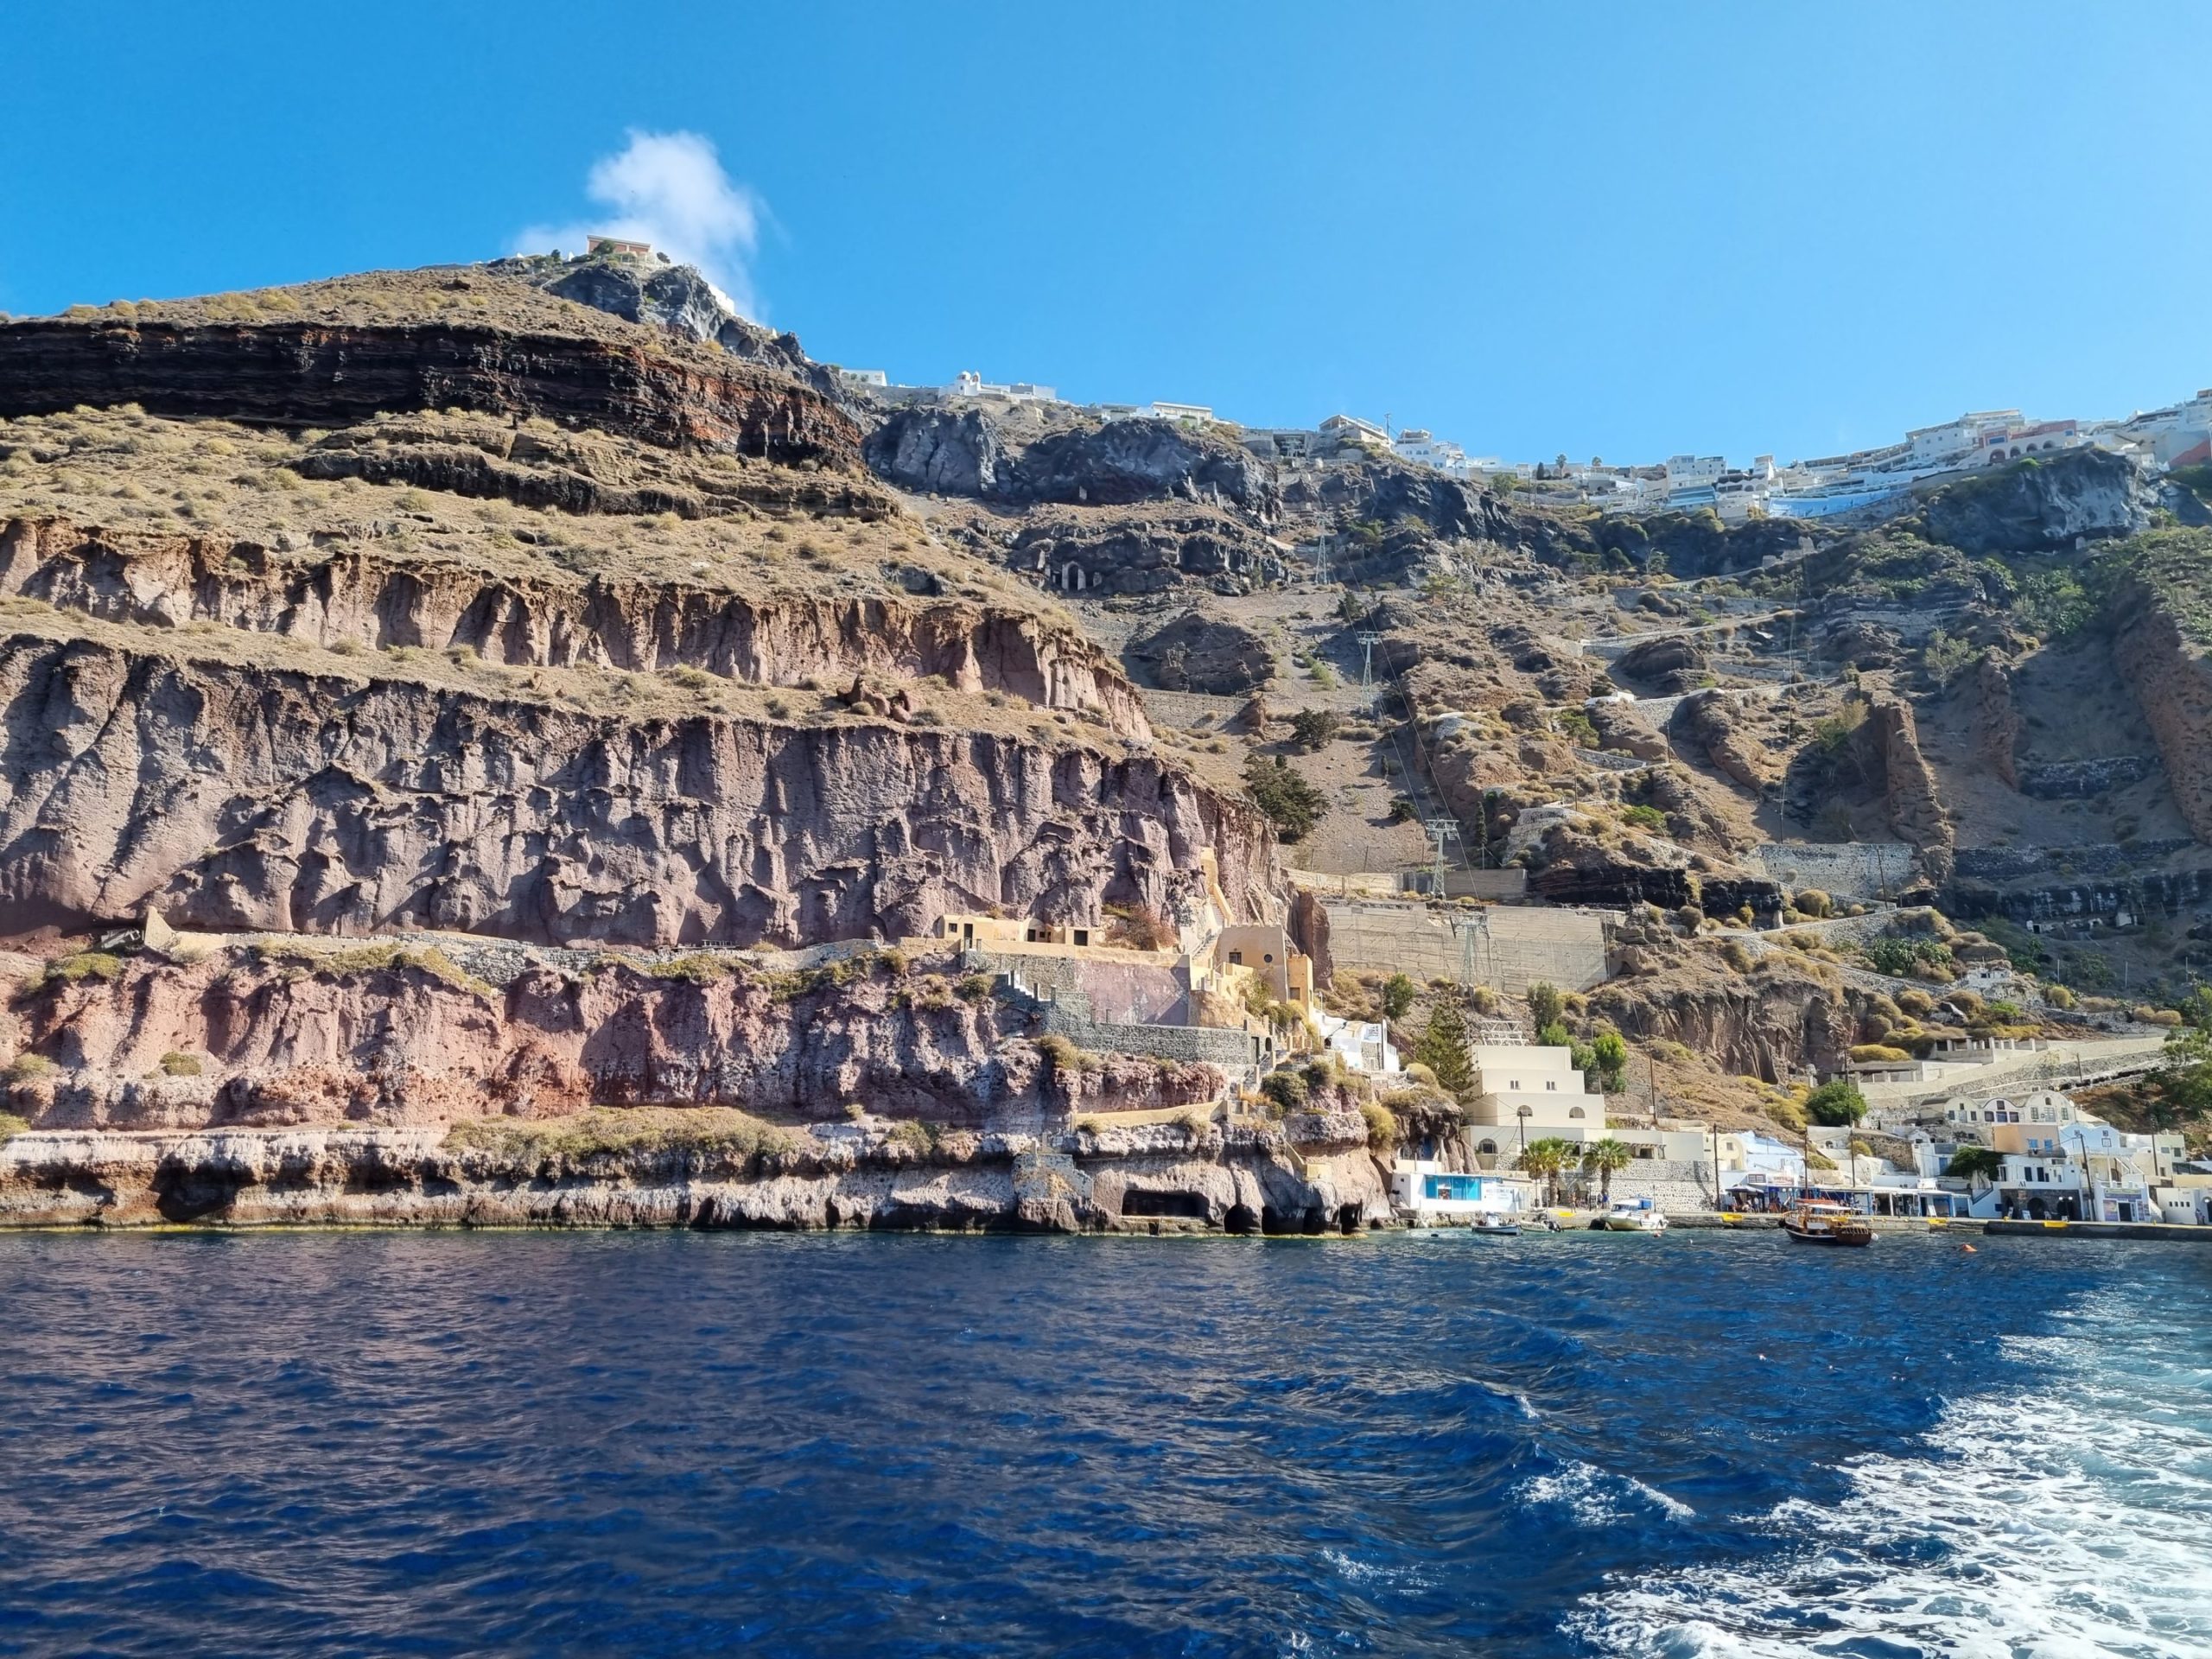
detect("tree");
top-left (1527, 982), bottom-right (1566, 1030)
top-left (1804, 1078), bottom-right (1868, 1126)
top-left (2145, 1027), bottom-right (2212, 1132)
top-left (1580, 1138), bottom-right (1634, 1203)
top-left (1946, 1145), bottom-right (2002, 1181)
top-left (1379, 973), bottom-right (1417, 1021)
top-left (1804, 1078), bottom-right (1868, 1127)
top-left (1590, 1031), bottom-right (1629, 1093)
top-left (1243, 753), bottom-right (1326, 843)
top-left (1287, 709), bottom-right (1343, 751)
top-left (1414, 1001), bottom-right (1477, 1104)
top-left (1520, 1137), bottom-right (1576, 1206)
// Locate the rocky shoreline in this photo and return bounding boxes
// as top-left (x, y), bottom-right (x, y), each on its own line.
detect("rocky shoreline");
top-left (0, 1112), bottom-right (1390, 1236)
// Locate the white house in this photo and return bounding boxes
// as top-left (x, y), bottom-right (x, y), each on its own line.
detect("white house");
top-left (948, 371), bottom-right (1058, 404)
top-left (1389, 1160), bottom-right (1531, 1221)
top-left (1393, 429), bottom-right (1471, 475)
top-left (1313, 1012), bottom-right (1401, 1077)
top-left (1319, 413), bottom-right (1390, 449)
top-left (1460, 1042), bottom-right (1608, 1154)
top-left (1905, 410), bottom-right (2020, 471)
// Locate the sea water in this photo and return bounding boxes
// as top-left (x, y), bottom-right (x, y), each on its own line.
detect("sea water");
top-left (0, 1230), bottom-right (2204, 1656)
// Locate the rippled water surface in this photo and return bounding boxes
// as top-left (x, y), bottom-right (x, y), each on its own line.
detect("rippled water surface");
top-left (2, 1230), bottom-right (2208, 1656)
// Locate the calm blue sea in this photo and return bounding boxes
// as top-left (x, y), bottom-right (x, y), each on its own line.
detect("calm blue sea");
top-left (1, 1230), bottom-right (2206, 1657)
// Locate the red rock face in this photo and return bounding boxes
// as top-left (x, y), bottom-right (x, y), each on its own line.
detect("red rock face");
top-left (9, 946), bottom-right (1228, 1134)
top-left (0, 319), bottom-right (861, 467)
top-left (0, 634), bottom-right (1269, 947)
top-left (0, 516), bottom-right (1155, 742)
top-left (2113, 577), bottom-right (2212, 843)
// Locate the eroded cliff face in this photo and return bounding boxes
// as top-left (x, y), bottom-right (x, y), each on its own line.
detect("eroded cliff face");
top-left (0, 313), bottom-right (857, 466)
top-left (864, 410), bottom-right (1277, 514)
top-left (6, 943), bottom-right (1216, 1132)
top-left (0, 1117), bottom-right (1389, 1234)
top-left (0, 940), bottom-right (1388, 1234)
top-left (2112, 574), bottom-right (2212, 842)
top-left (1854, 695), bottom-right (1954, 879)
top-left (1587, 955), bottom-right (1858, 1081)
top-left (0, 632), bottom-right (1268, 945)
top-left (0, 516), bottom-right (1150, 740)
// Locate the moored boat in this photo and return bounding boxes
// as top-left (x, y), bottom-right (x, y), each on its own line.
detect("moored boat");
top-left (1599, 1200), bottom-right (1668, 1235)
top-left (1782, 1198), bottom-right (1874, 1247)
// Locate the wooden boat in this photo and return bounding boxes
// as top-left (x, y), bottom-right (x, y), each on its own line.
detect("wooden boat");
top-left (1465, 1215), bottom-right (1521, 1237)
top-left (1782, 1198), bottom-right (1874, 1247)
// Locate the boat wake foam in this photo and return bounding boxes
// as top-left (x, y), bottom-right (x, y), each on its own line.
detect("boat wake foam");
top-left (1568, 1300), bottom-right (2212, 1656)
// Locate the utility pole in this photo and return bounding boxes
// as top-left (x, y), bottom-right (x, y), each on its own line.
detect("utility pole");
top-left (1314, 531), bottom-right (1330, 587)
top-left (1357, 632), bottom-right (1382, 715)
top-left (1422, 819), bottom-right (1460, 899)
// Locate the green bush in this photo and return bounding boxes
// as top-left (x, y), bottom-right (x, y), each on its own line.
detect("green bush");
top-left (1287, 709), bottom-right (1342, 750)
top-left (1793, 888), bottom-right (1832, 918)
top-left (0, 1111), bottom-right (28, 1143)
top-left (1804, 1078), bottom-right (1868, 1125)
top-left (1621, 804), bottom-right (1667, 831)
top-left (1527, 982), bottom-right (1566, 1029)
top-left (42, 952), bottom-right (124, 987)
top-left (1359, 1099), bottom-right (1397, 1151)
top-left (1243, 753), bottom-right (1326, 843)
top-left (1259, 1070), bottom-right (1309, 1114)
top-left (159, 1051), bottom-right (203, 1077)
top-left (1379, 972), bottom-right (1417, 1021)
top-left (5, 1054), bottom-right (54, 1083)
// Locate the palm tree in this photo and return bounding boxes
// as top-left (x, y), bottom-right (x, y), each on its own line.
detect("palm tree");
top-left (1520, 1137), bottom-right (1575, 1206)
top-left (1580, 1138), bottom-right (1635, 1205)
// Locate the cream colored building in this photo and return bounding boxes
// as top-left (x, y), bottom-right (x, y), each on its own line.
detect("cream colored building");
top-left (1464, 1043), bottom-right (1608, 1140)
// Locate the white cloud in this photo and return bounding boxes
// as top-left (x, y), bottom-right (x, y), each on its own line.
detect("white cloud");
top-left (514, 130), bottom-right (767, 318)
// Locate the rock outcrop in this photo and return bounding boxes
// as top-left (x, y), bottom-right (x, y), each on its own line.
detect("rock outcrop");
top-left (1125, 610), bottom-right (1274, 694)
top-left (2112, 570), bottom-right (2212, 842)
top-left (1587, 952), bottom-right (1857, 1080)
top-left (1919, 448), bottom-right (2154, 553)
top-left (865, 409), bottom-right (1276, 514)
top-left (1007, 506), bottom-right (1281, 595)
top-left (0, 632), bottom-right (1268, 946)
top-left (0, 287), bottom-right (857, 467)
top-left (1852, 694), bottom-right (1955, 874)
top-left (0, 516), bottom-right (1149, 739)
top-left (0, 1116), bottom-right (1389, 1234)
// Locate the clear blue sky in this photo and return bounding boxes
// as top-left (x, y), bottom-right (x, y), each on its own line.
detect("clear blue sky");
top-left (3, 1), bottom-right (2206, 466)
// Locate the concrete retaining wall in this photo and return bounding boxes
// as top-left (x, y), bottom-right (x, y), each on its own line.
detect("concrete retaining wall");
top-left (1314, 899), bottom-right (1610, 992)
top-left (1751, 842), bottom-right (1917, 902)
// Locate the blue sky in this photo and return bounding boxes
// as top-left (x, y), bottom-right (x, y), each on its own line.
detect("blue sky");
top-left (3, 1), bottom-right (2205, 466)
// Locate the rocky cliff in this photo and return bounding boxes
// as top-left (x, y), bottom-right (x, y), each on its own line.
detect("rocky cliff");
top-left (1918, 448), bottom-right (2154, 553)
top-left (2111, 545), bottom-right (2212, 842)
top-left (865, 408), bottom-right (1276, 514)
top-left (0, 935), bottom-right (1385, 1234)
top-left (0, 627), bottom-right (1264, 946)
top-left (0, 1116), bottom-right (1389, 1234)
top-left (0, 296), bottom-right (856, 467)
top-left (0, 515), bottom-right (1148, 740)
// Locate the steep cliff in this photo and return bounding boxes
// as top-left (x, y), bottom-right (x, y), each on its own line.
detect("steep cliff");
top-left (0, 626), bottom-right (1267, 946)
top-left (0, 287), bottom-right (858, 466)
top-left (1918, 448), bottom-right (2154, 554)
top-left (865, 408), bottom-right (1276, 514)
top-left (0, 515), bottom-right (1149, 739)
top-left (2110, 534), bottom-right (2212, 842)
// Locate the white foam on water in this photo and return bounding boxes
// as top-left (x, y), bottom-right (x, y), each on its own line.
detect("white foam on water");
top-left (1520, 1459), bottom-right (1697, 1528)
top-left (1570, 1296), bottom-right (2212, 1656)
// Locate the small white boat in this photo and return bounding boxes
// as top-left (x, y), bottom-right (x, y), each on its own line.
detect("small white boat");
top-left (1599, 1200), bottom-right (1668, 1235)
